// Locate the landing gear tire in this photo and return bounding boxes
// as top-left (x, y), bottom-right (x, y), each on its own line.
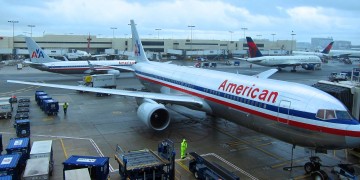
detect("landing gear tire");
top-left (304, 162), bottom-right (315, 174)
top-left (194, 171), bottom-right (199, 179)
top-left (311, 170), bottom-right (328, 180)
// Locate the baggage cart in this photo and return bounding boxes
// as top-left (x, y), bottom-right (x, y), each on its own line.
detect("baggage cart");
top-left (14, 119), bottom-right (30, 138)
top-left (6, 137), bottom-right (30, 167)
top-left (64, 168), bottom-right (91, 180)
top-left (38, 95), bottom-right (51, 107)
top-left (34, 91), bottom-right (47, 104)
top-left (16, 107), bottom-right (29, 113)
top-left (0, 154), bottom-right (21, 180)
top-left (43, 99), bottom-right (59, 116)
top-left (17, 102), bottom-right (30, 108)
top-left (30, 140), bottom-right (53, 175)
top-left (63, 155), bottom-right (109, 180)
top-left (14, 112), bottom-right (29, 120)
top-left (18, 98), bottom-right (30, 103)
top-left (23, 158), bottom-right (50, 180)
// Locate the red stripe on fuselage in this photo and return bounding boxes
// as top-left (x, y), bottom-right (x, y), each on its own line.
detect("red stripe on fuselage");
top-left (136, 73), bottom-right (360, 137)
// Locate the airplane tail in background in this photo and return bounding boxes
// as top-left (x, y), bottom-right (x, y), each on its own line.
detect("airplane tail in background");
top-left (246, 37), bottom-right (263, 58)
top-left (25, 37), bottom-right (61, 63)
top-left (321, 41), bottom-right (334, 54)
top-left (130, 20), bottom-right (149, 63)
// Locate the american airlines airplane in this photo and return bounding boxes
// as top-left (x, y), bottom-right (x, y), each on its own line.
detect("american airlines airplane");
top-left (8, 20), bottom-right (360, 173)
top-left (293, 41), bottom-right (334, 59)
top-left (25, 37), bottom-right (135, 76)
top-left (242, 37), bottom-right (322, 72)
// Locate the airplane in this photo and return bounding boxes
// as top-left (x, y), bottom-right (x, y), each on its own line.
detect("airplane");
top-left (329, 49), bottom-right (360, 60)
top-left (8, 20), bottom-right (360, 173)
top-left (25, 37), bottom-right (135, 76)
top-left (293, 41), bottom-right (334, 59)
top-left (239, 37), bottom-right (322, 72)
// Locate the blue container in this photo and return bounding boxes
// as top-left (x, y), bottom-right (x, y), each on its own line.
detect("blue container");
top-left (0, 134), bottom-right (2, 154)
top-left (0, 175), bottom-right (12, 180)
top-left (5, 138), bottom-right (30, 167)
top-left (43, 99), bottom-right (59, 116)
top-left (0, 154), bottom-right (20, 180)
top-left (35, 91), bottom-right (47, 104)
top-left (63, 155), bottom-right (109, 180)
top-left (37, 95), bottom-right (52, 107)
top-left (14, 120), bottom-right (30, 138)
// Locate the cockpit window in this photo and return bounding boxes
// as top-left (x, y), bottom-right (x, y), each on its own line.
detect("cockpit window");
top-left (335, 110), bottom-right (352, 120)
top-left (316, 109), bottom-right (353, 120)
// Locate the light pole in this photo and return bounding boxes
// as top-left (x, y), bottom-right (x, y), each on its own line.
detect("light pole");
top-left (8, 20), bottom-right (19, 59)
top-left (110, 27), bottom-right (117, 38)
top-left (229, 31), bottom-right (233, 41)
top-left (271, 33), bottom-right (276, 42)
top-left (241, 27), bottom-right (247, 40)
top-left (155, 28), bottom-right (161, 39)
top-left (291, 31), bottom-right (296, 54)
top-left (188, 25), bottom-right (195, 51)
top-left (28, 25), bottom-right (35, 37)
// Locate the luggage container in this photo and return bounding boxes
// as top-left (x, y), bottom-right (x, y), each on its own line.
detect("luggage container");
top-left (14, 119), bottom-right (30, 138)
top-left (16, 107), bottom-right (29, 113)
top-left (43, 99), bottom-right (59, 116)
top-left (14, 112), bottom-right (29, 120)
top-left (63, 155), bottom-right (109, 180)
top-left (23, 158), bottom-right (50, 180)
top-left (0, 102), bottom-right (12, 119)
top-left (34, 91), bottom-right (47, 104)
top-left (17, 102), bottom-right (30, 108)
top-left (30, 140), bottom-right (53, 175)
top-left (6, 137), bottom-right (30, 167)
top-left (64, 168), bottom-right (91, 180)
top-left (38, 95), bottom-right (51, 107)
top-left (0, 175), bottom-right (12, 180)
top-left (18, 98), bottom-right (30, 103)
top-left (0, 154), bottom-right (21, 180)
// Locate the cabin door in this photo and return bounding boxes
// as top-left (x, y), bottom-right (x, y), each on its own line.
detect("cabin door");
top-left (278, 100), bottom-right (291, 124)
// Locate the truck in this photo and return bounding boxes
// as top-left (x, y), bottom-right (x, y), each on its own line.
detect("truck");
top-left (0, 102), bottom-right (12, 119)
top-left (329, 72), bottom-right (349, 82)
top-left (78, 74), bottom-right (116, 96)
top-left (29, 140), bottom-right (54, 176)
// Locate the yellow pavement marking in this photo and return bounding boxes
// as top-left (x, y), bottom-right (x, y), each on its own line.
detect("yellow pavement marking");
top-left (60, 138), bottom-right (68, 159)
top-left (176, 159), bottom-right (191, 173)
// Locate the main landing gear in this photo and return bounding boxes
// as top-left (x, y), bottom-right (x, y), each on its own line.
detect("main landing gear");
top-left (291, 66), bottom-right (297, 72)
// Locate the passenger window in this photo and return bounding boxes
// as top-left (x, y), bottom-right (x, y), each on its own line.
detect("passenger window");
top-left (316, 109), bottom-right (325, 119)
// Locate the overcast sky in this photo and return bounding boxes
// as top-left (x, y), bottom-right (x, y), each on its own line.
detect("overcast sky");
top-left (1, 0), bottom-right (360, 44)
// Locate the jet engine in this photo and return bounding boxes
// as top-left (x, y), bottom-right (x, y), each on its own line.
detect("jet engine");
top-left (137, 101), bottom-right (170, 131)
top-left (301, 64), bottom-right (316, 70)
top-left (106, 70), bottom-right (120, 76)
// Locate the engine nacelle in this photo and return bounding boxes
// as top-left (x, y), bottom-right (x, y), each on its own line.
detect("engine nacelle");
top-left (137, 102), bottom-right (170, 131)
top-left (106, 70), bottom-right (120, 76)
top-left (301, 64), bottom-right (315, 70)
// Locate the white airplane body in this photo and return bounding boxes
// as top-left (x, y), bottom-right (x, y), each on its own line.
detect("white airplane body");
top-left (329, 49), bottom-right (360, 59)
top-left (244, 37), bottom-right (322, 71)
top-left (25, 37), bottom-right (135, 76)
top-left (293, 42), bottom-right (334, 59)
top-left (9, 20), bottom-right (360, 151)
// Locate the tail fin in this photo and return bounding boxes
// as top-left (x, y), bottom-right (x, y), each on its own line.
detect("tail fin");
top-left (246, 37), bottom-right (263, 58)
top-left (321, 41), bottom-right (334, 54)
top-left (130, 20), bottom-right (149, 63)
top-left (25, 37), bottom-right (60, 63)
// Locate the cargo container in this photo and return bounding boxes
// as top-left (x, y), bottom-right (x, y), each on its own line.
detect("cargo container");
top-left (14, 119), bottom-right (30, 138)
top-left (64, 168), bottom-right (91, 180)
top-left (34, 91), bottom-right (47, 103)
top-left (14, 113), bottom-right (29, 120)
top-left (43, 99), bottom-right (59, 116)
top-left (30, 140), bottom-right (53, 175)
top-left (0, 175), bottom-right (13, 180)
top-left (37, 95), bottom-right (52, 107)
top-left (0, 102), bottom-right (12, 119)
top-left (63, 155), bottom-right (109, 180)
top-left (23, 158), bottom-right (50, 180)
top-left (6, 137), bottom-right (30, 167)
top-left (0, 154), bottom-right (21, 180)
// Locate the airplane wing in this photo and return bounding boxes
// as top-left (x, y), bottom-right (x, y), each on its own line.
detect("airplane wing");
top-left (253, 69), bottom-right (278, 79)
top-left (7, 80), bottom-right (204, 107)
top-left (101, 65), bottom-right (135, 72)
top-left (233, 57), bottom-right (247, 61)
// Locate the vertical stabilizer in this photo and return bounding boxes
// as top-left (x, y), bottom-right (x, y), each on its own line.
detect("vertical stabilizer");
top-left (130, 20), bottom-right (149, 63)
top-left (321, 41), bottom-right (334, 54)
top-left (246, 37), bottom-right (263, 58)
top-left (25, 37), bottom-right (60, 63)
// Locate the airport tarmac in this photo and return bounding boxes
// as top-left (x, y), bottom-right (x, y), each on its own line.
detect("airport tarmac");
top-left (1, 60), bottom-right (360, 179)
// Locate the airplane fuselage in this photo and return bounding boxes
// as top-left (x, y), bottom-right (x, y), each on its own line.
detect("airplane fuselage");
top-left (134, 61), bottom-right (360, 150)
top-left (247, 55), bottom-right (321, 68)
top-left (30, 60), bottom-right (135, 74)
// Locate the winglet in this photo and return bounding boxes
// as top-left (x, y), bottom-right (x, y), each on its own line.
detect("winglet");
top-left (130, 20), bottom-right (149, 63)
top-left (25, 37), bottom-right (61, 63)
top-left (321, 41), bottom-right (334, 54)
top-left (246, 37), bottom-right (263, 58)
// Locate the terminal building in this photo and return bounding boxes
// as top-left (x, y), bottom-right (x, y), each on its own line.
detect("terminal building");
top-left (0, 35), bottom-right (294, 61)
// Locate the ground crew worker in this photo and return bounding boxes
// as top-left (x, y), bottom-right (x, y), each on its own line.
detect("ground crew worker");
top-left (63, 102), bottom-right (69, 115)
top-left (181, 139), bottom-right (188, 159)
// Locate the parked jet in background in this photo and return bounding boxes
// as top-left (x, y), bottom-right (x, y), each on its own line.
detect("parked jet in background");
top-left (329, 49), bottom-right (360, 60)
top-left (25, 37), bottom-right (135, 76)
top-left (241, 37), bottom-right (322, 72)
top-left (9, 20), bottom-right (360, 154)
top-left (293, 41), bottom-right (334, 60)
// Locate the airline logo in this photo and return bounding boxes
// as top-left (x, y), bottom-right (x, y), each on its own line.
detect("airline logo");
top-left (31, 49), bottom-right (45, 58)
top-left (218, 80), bottom-right (278, 103)
top-left (119, 61), bottom-right (136, 65)
top-left (134, 40), bottom-right (141, 56)
top-left (322, 42), bottom-right (334, 54)
top-left (246, 37), bottom-right (262, 58)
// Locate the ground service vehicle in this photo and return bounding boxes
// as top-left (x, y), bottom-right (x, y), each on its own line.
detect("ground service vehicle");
top-left (0, 102), bottom-right (12, 119)
top-left (78, 74), bottom-right (116, 96)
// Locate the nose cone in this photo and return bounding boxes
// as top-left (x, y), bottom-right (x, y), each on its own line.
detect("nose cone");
top-left (346, 125), bottom-right (360, 148)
